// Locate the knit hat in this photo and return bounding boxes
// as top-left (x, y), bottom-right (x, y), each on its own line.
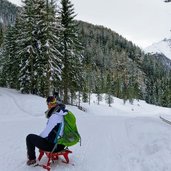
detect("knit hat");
top-left (46, 96), bottom-right (57, 105)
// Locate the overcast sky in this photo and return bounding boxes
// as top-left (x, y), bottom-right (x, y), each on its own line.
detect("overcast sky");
top-left (8, 0), bottom-right (171, 48)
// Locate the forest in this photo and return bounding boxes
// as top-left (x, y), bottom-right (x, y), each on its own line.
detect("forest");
top-left (0, 0), bottom-right (171, 107)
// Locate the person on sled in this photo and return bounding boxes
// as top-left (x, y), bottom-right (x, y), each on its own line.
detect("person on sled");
top-left (26, 96), bottom-right (68, 166)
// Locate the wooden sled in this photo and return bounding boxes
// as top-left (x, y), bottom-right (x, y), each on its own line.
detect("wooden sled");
top-left (37, 149), bottom-right (72, 171)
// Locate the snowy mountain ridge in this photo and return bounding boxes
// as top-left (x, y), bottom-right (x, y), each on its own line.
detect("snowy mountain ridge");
top-left (144, 38), bottom-right (171, 60)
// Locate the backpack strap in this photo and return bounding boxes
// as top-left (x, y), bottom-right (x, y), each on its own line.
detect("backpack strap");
top-left (51, 122), bottom-right (62, 153)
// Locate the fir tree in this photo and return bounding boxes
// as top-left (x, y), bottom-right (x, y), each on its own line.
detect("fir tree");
top-left (1, 25), bottom-right (20, 88)
top-left (59, 0), bottom-right (84, 104)
top-left (105, 72), bottom-right (113, 106)
top-left (0, 27), bottom-right (3, 46)
top-left (16, 0), bottom-right (62, 96)
top-left (16, 0), bottom-right (41, 94)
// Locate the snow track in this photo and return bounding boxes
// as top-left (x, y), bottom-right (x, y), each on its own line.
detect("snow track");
top-left (0, 88), bottom-right (46, 118)
top-left (0, 88), bottom-right (32, 115)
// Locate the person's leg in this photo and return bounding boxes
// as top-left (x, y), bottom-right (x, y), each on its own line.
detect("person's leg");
top-left (26, 134), bottom-right (55, 160)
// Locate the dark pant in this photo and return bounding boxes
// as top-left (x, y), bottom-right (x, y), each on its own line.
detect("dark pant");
top-left (26, 134), bottom-right (65, 160)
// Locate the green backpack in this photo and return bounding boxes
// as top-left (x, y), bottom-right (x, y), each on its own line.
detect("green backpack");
top-left (58, 111), bottom-right (81, 146)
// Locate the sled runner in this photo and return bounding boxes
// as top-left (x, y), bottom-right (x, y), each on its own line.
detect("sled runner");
top-left (37, 148), bottom-right (72, 171)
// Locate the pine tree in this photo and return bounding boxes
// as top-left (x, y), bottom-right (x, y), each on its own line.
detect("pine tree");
top-left (105, 72), bottom-right (113, 106)
top-left (59, 0), bottom-right (84, 104)
top-left (95, 74), bottom-right (103, 105)
top-left (1, 25), bottom-right (20, 88)
top-left (0, 27), bottom-right (3, 46)
top-left (37, 0), bottom-right (63, 96)
top-left (16, 0), bottom-right (62, 96)
top-left (16, 0), bottom-right (42, 94)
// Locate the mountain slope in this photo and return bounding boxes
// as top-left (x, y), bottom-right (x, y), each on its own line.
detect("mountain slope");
top-left (144, 38), bottom-right (171, 60)
top-left (1, 2), bottom-right (171, 107)
top-left (0, 0), bottom-right (19, 29)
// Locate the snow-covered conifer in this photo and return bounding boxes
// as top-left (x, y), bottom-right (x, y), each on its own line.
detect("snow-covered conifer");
top-left (16, 0), bottom-right (63, 96)
top-left (58, 0), bottom-right (84, 103)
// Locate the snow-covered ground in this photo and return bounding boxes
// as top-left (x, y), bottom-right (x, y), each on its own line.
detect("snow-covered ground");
top-left (0, 87), bottom-right (171, 171)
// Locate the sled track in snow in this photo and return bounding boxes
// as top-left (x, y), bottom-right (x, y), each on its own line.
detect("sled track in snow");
top-left (0, 89), bottom-right (35, 116)
top-left (159, 116), bottom-right (171, 126)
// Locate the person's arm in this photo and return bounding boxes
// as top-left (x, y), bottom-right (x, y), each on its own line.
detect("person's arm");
top-left (39, 114), bottom-right (61, 138)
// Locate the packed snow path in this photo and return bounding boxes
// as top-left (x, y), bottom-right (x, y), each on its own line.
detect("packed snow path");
top-left (0, 87), bottom-right (171, 171)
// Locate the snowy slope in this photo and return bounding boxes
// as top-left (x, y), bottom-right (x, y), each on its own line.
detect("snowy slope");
top-left (0, 87), bottom-right (171, 171)
top-left (144, 38), bottom-right (171, 60)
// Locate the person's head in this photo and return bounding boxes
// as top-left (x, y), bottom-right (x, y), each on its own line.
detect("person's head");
top-left (46, 96), bottom-right (57, 109)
